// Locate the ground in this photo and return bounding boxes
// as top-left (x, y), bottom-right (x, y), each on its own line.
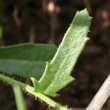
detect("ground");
top-left (0, 0), bottom-right (110, 110)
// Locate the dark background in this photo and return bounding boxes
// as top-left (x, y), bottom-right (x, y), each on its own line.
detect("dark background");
top-left (0, 0), bottom-right (110, 110)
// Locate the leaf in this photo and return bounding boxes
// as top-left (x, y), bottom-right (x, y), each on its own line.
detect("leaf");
top-left (0, 43), bottom-right (57, 79)
top-left (31, 9), bottom-right (92, 97)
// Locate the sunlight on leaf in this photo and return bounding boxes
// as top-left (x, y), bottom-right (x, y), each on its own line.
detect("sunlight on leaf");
top-left (31, 9), bottom-right (92, 97)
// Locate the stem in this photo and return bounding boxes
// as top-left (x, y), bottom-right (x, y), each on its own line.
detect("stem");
top-left (0, 74), bottom-right (68, 110)
top-left (83, 0), bottom-right (92, 13)
top-left (86, 74), bottom-right (110, 110)
top-left (13, 85), bottom-right (27, 110)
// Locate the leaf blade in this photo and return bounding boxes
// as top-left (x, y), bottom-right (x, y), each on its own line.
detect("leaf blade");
top-left (32, 9), bottom-right (92, 97)
top-left (0, 43), bottom-right (57, 79)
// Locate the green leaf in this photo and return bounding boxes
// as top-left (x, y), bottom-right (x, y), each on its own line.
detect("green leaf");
top-left (31, 9), bottom-right (92, 97)
top-left (0, 43), bottom-right (57, 79)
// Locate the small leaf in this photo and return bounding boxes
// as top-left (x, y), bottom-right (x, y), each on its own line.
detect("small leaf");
top-left (0, 43), bottom-right (57, 79)
top-left (32, 9), bottom-right (92, 97)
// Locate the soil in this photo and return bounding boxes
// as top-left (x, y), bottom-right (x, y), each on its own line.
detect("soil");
top-left (0, 0), bottom-right (110, 110)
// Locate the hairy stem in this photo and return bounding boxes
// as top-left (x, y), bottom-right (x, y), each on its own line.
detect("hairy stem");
top-left (0, 74), bottom-right (68, 110)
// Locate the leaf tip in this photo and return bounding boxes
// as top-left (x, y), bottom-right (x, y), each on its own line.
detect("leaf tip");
top-left (31, 77), bottom-right (38, 91)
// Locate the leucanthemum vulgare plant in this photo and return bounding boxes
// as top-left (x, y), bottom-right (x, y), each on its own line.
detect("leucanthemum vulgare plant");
top-left (0, 9), bottom-right (92, 110)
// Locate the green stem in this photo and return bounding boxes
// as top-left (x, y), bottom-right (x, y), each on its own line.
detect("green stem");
top-left (0, 74), bottom-right (68, 110)
top-left (13, 85), bottom-right (27, 110)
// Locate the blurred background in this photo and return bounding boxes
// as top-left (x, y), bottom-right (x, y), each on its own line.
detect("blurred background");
top-left (0, 0), bottom-right (110, 110)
